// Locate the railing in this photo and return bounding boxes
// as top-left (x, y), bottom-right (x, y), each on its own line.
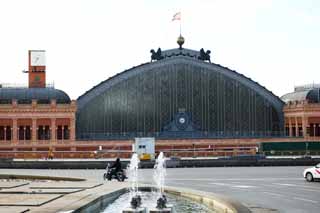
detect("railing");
top-left (294, 83), bottom-right (320, 92)
top-left (0, 147), bottom-right (257, 159)
top-left (0, 82), bottom-right (54, 88)
top-left (77, 131), bottom-right (287, 140)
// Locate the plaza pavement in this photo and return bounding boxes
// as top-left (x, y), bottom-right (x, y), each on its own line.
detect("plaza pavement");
top-left (0, 178), bottom-right (127, 213)
top-left (1, 166), bottom-right (319, 213)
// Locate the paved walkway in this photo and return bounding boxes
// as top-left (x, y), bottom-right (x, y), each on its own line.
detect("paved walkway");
top-left (0, 177), bottom-right (128, 213)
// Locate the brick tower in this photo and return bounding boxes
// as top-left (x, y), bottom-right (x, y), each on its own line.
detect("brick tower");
top-left (28, 50), bottom-right (46, 88)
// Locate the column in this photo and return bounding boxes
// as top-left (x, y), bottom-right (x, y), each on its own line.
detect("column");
top-left (70, 117), bottom-right (76, 141)
top-left (3, 127), bottom-right (6, 141)
top-left (51, 118), bottom-right (56, 143)
top-left (295, 117), bottom-right (299, 137)
top-left (23, 127), bottom-right (26, 141)
top-left (62, 126), bottom-right (65, 142)
top-left (12, 119), bottom-right (17, 143)
top-left (302, 117), bottom-right (307, 138)
top-left (32, 119), bottom-right (37, 142)
top-left (314, 124), bottom-right (316, 138)
top-left (289, 118), bottom-right (292, 137)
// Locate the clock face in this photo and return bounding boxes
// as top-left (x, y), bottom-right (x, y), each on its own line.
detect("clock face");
top-left (34, 76), bottom-right (40, 81)
top-left (175, 112), bottom-right (189, 130)
top-left (30, 51), bottom-right (46, 66)
top-left (179, 117), bottom-right (186, 124)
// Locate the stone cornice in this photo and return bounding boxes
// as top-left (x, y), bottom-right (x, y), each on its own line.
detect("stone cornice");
top-left (283, 103), bottom-right (320, 114)
top-left (0, 104), bottom-right (76, 114)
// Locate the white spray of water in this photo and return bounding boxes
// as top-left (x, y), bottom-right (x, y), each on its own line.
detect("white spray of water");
top-left (127, 153), bottom-right (140, 198)
top-left (153, 152), bottom-right (166, 195)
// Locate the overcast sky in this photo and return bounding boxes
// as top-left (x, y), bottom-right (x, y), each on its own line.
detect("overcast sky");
top-left (0, 0), bottom-right (319, 100)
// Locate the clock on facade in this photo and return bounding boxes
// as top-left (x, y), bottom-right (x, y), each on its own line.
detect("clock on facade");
top-left (30, 50), bottom-right (46, 66)
top-left (34, 76), bottom-right (40, 81)
top-left (175, 112), bottom-right (189, 130)
top-left (179, 117), bottom-right (186, 124)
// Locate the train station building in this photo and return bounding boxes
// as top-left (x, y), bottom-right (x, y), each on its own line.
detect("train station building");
top-left (0, 39), bottom-right (319, 158)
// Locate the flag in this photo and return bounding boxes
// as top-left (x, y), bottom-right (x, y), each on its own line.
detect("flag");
top-left (172, 12), bottom-right (181, 21)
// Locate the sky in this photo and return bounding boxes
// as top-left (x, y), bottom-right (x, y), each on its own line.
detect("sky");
top-left (0, 0), bottom-right (319, 100)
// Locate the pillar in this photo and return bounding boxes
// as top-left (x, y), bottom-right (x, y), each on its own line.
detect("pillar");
top-left (314, 124), bottom-right (316, 137)
top-left (295, 117), bottom-right (299, 137)
top-left (70, 117), bottom-right (76, 141)
top-left (12, 119), bottom-right (17, 143)
top-left (62, 126), bottom-right (65, 142)
top-left (23, 127), bottom-right (26, 141)
top-left (51, 118), bottom-right (56, 143)
top-left (289, 118), bottom-right (292, 137)
top-left (302, 117), bottom-right (307, 138)
top-left (32, 119), bottom-right (37, 142)
top-left (3, 127), bottom-right (6, 141)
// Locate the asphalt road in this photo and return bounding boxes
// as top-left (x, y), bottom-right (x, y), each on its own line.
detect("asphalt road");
top-left (138, 166), bottom-right (320, 213)
top-left (1, 166), bottom-right (319, 213)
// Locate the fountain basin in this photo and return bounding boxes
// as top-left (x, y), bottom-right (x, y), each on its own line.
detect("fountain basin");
top-left (102, 189), bottom-right (205, 213)
top-left (72, 186), bottom-right (251, 213)
top-left (122, 207), bottom-right (147, 213)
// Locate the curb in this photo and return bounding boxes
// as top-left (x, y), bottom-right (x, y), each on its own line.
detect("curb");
top-left (0, 174), bottom-right (86, 182)
top-left (164, 186), bottom-right (251, 213)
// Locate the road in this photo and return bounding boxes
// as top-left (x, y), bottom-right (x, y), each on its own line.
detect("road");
top-left (0, 166), bottom-right (319, 212)
top-left (138, 166), bottom-right (320, 213)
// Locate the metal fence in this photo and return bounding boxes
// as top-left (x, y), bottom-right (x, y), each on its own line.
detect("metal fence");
top-left (77, 130), bottom-right (288, 140)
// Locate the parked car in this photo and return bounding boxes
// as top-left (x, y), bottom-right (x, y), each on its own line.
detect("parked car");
top-left (303, 163), bottom-right (320, 182)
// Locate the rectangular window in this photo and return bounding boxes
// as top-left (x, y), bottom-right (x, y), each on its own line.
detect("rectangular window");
top-left (306, 127), bottom-right (310, 135)
top-left (298, 127), bottom-right (303, 137)
top-left (18, 126), bottom-right (25, 140)
top-left (57, 126), bottom-right (63, 140)
top-left (5, 126), bottom-right (11, 140)
top-left (0, 126), bottom-right (4, 140)
top-left (285, 127), bottom-right (289, 136)
top-left (25, 126), bottom-right (31, 140)
top-left (63, 125), bottom-right (69, 140)
top-left (44, 125), bottom-right (50, 140)
top-left (38, 125), bottom-right (50, 140)
top-left (38, 125), bottom-right (43, 140)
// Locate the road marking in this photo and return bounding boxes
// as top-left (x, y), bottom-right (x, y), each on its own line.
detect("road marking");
top-left (209, 182), bottom-right (229, 186)
top-left (209, 182), bottom-right (256, 188)
top-left (231, 185), bottom-right (256, 188)
top-left (167, 178), bottom-right (302, 181)
top-left (293, 197), bottom-right (319, 204)
top-left (273, 183), bottom-right (297, 187)
top-left (262, 192), bottom-right (284, 197)
top-left (271, 183), bottom-right (320, 192)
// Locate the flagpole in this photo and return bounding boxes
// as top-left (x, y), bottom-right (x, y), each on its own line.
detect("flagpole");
top-left (172, 12), bottom-right (182, 35)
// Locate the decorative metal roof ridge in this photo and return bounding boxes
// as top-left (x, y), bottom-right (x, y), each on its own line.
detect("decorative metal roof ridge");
top-left (77, 53), bottom-right (284, 111)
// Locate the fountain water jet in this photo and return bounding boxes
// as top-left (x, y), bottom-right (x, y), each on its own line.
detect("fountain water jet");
top-left (123, 153), bottom-right (146, 213)
top-left (150, 152), bottom-right (173, 213)
top-left (153, 152), bottom-right (166, 196)
top-left (128, 153), bottom-right (140, 197)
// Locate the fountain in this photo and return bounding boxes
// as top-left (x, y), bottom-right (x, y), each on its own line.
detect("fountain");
top-left (149, 152), bottom-right (173, 213)
top-left (102, 152), bottom-right (214, 213)
top-left (123, 152), bottom-right (172, 213)
top-left (123, 153), bottom-right (146, 213)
